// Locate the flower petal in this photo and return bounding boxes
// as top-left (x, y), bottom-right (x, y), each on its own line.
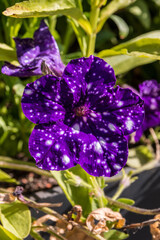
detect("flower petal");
top-left (34, 20), bottom-right (65, 76)
top-left (62, 56), bottom-right (116, 105)
top-left (29, 122), bottom-right (78, 170)
top-left (21, 75), bottom-right (65, 124)
top-left (85, 55), bottom-right (116, 87)
top-left (1, 61), bottom-right (41, 77)
top-left (67, 114), bottom-right (128, 177)
top-left (139, 80), bottom-right (160, 130)
top-left (92, 86), bottom-right (144, 135)
top-left (14, 37), bottom-right (39, 66)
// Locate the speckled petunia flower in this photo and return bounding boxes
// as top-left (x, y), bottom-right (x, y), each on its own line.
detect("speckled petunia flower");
top-left (21, 56), bottom-right (144, 177)
top-left (127, 80), bottom-right (160, 142)
top-left (1, 20), bottom-right (65, 77)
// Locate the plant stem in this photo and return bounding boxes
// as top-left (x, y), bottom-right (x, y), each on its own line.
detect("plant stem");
top-left (149, 128), bottom-right (160, 161)
top-left (112, 183), bottom-right (125, 200)
top-left (0, 156), bottom-right (52, 177)
top-left (20, 197), bottom-right (106, 240)
top-left (86, 6), bottom-right (100, 56)
top-left (90, 176), bottom-right (106, 208)
top-left (106, 195), bottom-right (160, 215)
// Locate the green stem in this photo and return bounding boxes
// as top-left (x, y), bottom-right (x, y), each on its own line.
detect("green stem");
top-left (112, 184), bottom-right (125, 200)
top-left (86, 6), bottom-right (100, 56)
top-left (90, 176), bottom-right (106, 208)
top-left (0, 156), bottom-right (52, 177)
top-left (106, 195), bottom-right (160, 215)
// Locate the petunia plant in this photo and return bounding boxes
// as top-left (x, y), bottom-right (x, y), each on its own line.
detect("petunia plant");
top-left (21, 55), bottom-right (144, 177)
top-left (1, 1), bottom-right (160, 240)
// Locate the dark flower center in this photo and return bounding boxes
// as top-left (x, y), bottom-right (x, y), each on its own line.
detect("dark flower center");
top-left (74, 105), bottom-right (89, 117)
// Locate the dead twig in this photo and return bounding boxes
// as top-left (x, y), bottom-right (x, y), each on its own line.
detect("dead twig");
top-left (121, 218), bottom-right (160, 231)
top-left (106, 195), bottom-right (160, 215)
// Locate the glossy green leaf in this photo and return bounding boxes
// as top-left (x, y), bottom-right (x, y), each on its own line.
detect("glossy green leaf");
top-left (127, 145), bottom-right (154, 169)
top-left (3, 0), bottom-right (92, 35)
top-left (128, 0), bottom-right (151, 29)
top-left (0, 226), bottom-right (21, 240)
top-left (51, 165), bottom-right (105, 217)
top-left (0, 202), bottom-right (31, 239)
top-left (117, 198), bottom-right (135, 205)
top-left (103, 230), bottom-right (129, 240)
top-left (0, 43), bottom-right (17, 63)
top-left (102, 55), bottom-right (154, 75)
top-left (110, 15), bottom-right (129, 39)
top-left (0, 169), bottom-right (18, 184)
top-left (97, 31), bottom-right (160, 74)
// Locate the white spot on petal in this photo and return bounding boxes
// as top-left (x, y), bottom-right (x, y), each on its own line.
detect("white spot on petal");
top-left (25, 89), bottom-right (33, 95)
top-left (73, 123), bottom-right (80, 131)
top-left (93, 142), bottom-right (103, 154)
top-left (126, 120), bottom-right (134, 131)
top-left (108, 123), bottom-right (116, 131)
top-left (55, 144), bottom-right (60, 150)
top-left (117, 101), bottom-right (123, 107)
top-left (62, 155), bottom-right (70, 164)
top-left (45, 140), bottom-right (53, 146)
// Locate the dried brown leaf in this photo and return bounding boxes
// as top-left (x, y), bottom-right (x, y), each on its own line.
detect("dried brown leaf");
top-left (0, 193), bottom-right (15, 204)
top-left (150, 214), bottom-right (160, 240)
top-left (86, 208), bottom-right (125, 234)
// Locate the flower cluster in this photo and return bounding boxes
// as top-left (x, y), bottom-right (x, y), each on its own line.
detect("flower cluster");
top-left (21, 55), bottom-right (144, 177)
top-left (1, 20), bottom-right (65, 77)
top-left (127, 80), bottom-right (160, 142)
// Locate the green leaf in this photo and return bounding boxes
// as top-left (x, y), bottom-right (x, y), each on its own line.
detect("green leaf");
top-left (97, 31), bottom-right (160, 74)
top-left (97, 0), bottom-right (136, 32)
top-left (3, 0), bottom-right (92, 35)
top-left (110, 15), bottom-right (129, 39)
top-left (102, 55), bottom-right (154, 75)
top-left (51, 165), bottom-right (100, 217)
top-left (0, 170), bottom-right (18, 184)
top-left (0, 202), bottom-right (31, 239)
top-left (117, 198), bottom-right (135, 205)
top-left (127, 145), bottom-right (154, 169)
top-left (0, 226), bottom-right (21, 240)
top-left (103, 229), bottom-right (129, 240)
top-left (128, 0), bottom-right (151, 29)
top-left (0, 43), bottom-right (18, 63)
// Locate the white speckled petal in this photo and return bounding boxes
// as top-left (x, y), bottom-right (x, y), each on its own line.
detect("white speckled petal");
top-left (91, 86), bottom-right (144, 135)
top-left (29, 122), bottom-right (77, 171)
top-left (21, 75), bottom-right (65, 124)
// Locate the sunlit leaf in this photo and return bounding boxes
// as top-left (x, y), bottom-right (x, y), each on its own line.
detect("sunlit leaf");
top-left (51, 165), bottom-right (107, 217)
top-left (110, 15), bottom-right (129, 39)
top-left (102, 55), bottom-right (154, 75)
top-left (0, 43), bottom-right (18, 63)
top-left (127, 145), bottom-right (154, 169)
top-left (0, 202), bottom-right (31, 239)
top-left (3, 0), bottom-right (92, 35)
top-left (103, 229), bottom-right (129, 240)
top-left (117, 198), bottom-right (135, 205)
top-left (0, 170), bottom-right (18, 184)
top-left (0, 225), bottom-right (21, 240)
top-left (97, 31), bottom-right (160, 74)
top-left (97, 0), bottom-right (136, 32)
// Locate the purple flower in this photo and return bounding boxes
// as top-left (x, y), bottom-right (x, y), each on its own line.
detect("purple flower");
top-left (1, 20), bottom-right (65, 77)
top-left (21, 56), bottom-right (144, 177)
top-left (129, 80), bottom-right (160, 142)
